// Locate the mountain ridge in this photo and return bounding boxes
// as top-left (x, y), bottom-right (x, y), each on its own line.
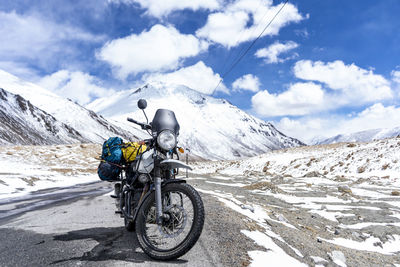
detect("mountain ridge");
top-left (0, 70), bottom-right (139, 143)
top-left (0, 88), bottom-right (88, 145)
top-left (87, 82), bottom-right (305, 160)
top-left (313, 127), bottom-right (400, 145)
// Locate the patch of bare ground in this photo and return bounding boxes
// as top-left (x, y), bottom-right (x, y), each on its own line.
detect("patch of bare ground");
top-left (243, 181), bottom-right (283, 193)
top-left (391, 190), bottom-right (400, 196)
top-left (20, 177), bottom-right (40, 186)
top-left (200, 193), bottom-right (261, 267)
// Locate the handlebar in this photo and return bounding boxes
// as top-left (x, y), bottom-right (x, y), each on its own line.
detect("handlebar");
top-left (127, 117), bottom-right (152, 130)
top-left (127, 117), bottom-right (139, 124)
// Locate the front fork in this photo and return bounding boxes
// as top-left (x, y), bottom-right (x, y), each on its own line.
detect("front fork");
top-left (154, 176), bottom-right (164, 224)
top-left (154, 158), bottom-right (170, 225)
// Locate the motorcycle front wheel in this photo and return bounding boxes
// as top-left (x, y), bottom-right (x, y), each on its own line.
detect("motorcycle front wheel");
top-left (135, 183), bottom-right (204, 260)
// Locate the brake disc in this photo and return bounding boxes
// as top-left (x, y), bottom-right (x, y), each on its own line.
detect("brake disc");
top-left (158, 204), bottom-right (187, 238)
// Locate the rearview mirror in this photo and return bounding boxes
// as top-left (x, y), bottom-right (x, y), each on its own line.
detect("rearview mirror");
top-left (138, 99), bottom-right (147, 110)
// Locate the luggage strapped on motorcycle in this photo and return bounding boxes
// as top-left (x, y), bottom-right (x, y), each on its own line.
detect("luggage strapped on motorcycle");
top-left (97, 137), bottom-right (147, 182)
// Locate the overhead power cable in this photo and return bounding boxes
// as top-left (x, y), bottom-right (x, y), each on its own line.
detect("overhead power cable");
top-left (219, 0), bottom-right (265, 76)
top-left (213, 0), bottom-right (290, 92)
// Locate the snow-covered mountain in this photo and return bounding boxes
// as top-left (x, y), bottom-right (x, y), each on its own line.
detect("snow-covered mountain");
top-left (192, 136), bottom-right (400, 179)
top-left (87, 82), bottom-right (304, 160)
top-left (0, 88), bottom-right (88, 145)
top-left (313, 127), bottom-right (400, 145)
top-left (0, 70), bottom-right (139, 143)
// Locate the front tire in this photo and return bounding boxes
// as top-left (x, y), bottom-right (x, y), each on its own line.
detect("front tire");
top-left (135, 183), bottom-right (204, 260)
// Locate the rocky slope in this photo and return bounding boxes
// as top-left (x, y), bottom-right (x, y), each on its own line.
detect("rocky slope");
top-left (0, 88), bottom-right (87, 145)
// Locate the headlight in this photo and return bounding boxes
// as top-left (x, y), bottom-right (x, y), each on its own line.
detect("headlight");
top-left (157, 130), bottom-right (176, 151)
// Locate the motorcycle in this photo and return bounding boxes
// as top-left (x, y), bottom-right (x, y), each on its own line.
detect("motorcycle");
top-left (114, 98), bottom-right (204, 260)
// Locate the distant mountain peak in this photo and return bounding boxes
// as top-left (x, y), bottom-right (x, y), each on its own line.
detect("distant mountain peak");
top-left (87, 82), bottom-right (304, 160)
top-left (313, 127), bottom-right (400, 145)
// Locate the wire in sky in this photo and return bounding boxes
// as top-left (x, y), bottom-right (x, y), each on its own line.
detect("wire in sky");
top-left (213, 0), bottom-right (290, 92)
top-left (218, 0), bottom-right (265, 76)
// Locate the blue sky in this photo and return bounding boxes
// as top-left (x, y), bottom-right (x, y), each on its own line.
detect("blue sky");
top-left (0, 0), bottom-right (399, 142)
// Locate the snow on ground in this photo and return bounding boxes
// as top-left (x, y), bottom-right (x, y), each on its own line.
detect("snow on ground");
top-left (242, 231), bottom-right (307, 267)
top-left (193, 137), bottom-right (400, 266)
top-left (328, 251), bottom-right (347, 267)
top-left (321, 235), bottom-right (400, 255)
top-left (196, 188), bottom-right (306, 265)
top-left (0, 143), bottom-right (101, 199)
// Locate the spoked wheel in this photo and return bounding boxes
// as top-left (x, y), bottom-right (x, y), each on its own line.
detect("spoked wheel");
top-left (135, 183), bottom-right (204, 260)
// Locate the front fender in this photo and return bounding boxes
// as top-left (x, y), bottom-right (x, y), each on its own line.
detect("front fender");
top-left (160, 159), bottom-right (192, 170)
top-left (162, 178), bottom-right (186, 186)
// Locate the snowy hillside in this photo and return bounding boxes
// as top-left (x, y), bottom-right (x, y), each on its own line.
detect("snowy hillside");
top-left (87, 82), bottom-right (304, 160)
top-left (313, 127), bottom-right (400, 145)
top-left (0, 88), bottom-right (88, 145)
top-left (0, 143), bottom-right (101, 199)
top-left (192, 137), bottom-right (400, 180)
top-left (0, 70), bottom-right (139, 143)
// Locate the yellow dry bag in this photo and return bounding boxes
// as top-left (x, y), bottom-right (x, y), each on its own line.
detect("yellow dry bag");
top-left (121, 142), bottom-right (147, 162)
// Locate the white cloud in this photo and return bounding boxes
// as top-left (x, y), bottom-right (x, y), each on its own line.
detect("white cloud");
top-left (196, 0), bottom-right (304, 48)
top-left (0, 11), bottom-right (104, 67)
top-left (276, 103), bottom-right (400, 143)
top-left (98, 24), bottom-right (207, 79)
top-left (142, 61), bottom-right (228, 95)
top-left (255, 40), bottom-right (298, 63)
top-left (341, 103), bottom-right (400, 133)
top-left (232, 74), bottom-right (260, 92)
top-left (392, 70), bottom-right (400, 97)
top-left (255, 62), bottom-right (400, 141)
top-left (251, 82), bottom-right (325, 116)
top-left (109, 0), bottom-right (221, 18)
top-left (39, 70), bottom-right (114, 105)
top-left (0, 61), bottom-right (39, 80)
top-left (391, 70), bottom-right (400, 84)
top-left (294, 28), bottom-right (309, 38)
top-left (276, 116), bottom-right (325, 143)
top-left (251, 60), bottom-right (397, 118)
top-left (294, 60), bottom-right (393, 104)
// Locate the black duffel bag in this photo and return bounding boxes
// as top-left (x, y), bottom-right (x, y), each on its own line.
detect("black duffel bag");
top-left (97, 161), bottom-right (121, 182)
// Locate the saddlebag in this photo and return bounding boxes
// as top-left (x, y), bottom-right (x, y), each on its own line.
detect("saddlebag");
top-left (98, 137), bottom-right (123, 182)
top-left (97, 161), bottom-right (121, 181)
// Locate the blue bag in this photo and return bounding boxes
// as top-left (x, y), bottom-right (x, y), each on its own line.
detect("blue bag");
top-left (98, 137), bottom-right (123, 182)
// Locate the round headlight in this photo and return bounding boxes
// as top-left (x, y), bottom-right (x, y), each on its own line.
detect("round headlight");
top-left (157, 130), bottom-right (176, 151)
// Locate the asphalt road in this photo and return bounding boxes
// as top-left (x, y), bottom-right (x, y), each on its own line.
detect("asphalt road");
top-left (0, 181), bottom-right (222, 267)
top-left (0, 181), bottom-right (254, 267)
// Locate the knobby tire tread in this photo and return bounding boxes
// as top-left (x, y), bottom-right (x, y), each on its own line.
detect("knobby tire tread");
top-left (135, 183), bottom-right (205, 260)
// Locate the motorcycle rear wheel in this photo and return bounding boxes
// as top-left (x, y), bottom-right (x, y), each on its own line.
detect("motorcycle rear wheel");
top-left (125, 217), bottom-right (135, 232)
top-left (135, 183), bottom-right (204, 260)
